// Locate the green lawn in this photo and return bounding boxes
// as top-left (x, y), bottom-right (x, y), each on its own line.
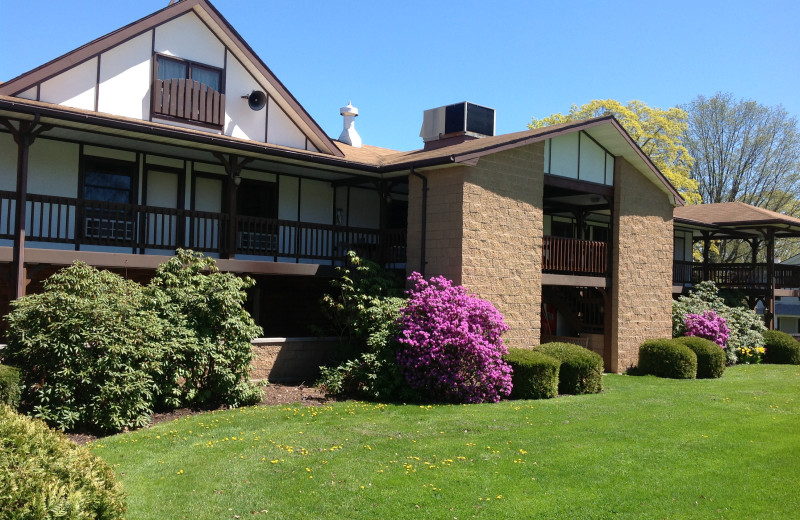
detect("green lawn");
top-left (92, 365), bottom-right (800, 519)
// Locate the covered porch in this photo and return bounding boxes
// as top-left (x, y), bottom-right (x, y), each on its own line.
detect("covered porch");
top-left (673, 202), bottom-right (800, 326)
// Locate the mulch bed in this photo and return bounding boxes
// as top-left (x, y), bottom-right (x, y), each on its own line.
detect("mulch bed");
top-left (67, 384), bottom-right (330, 445)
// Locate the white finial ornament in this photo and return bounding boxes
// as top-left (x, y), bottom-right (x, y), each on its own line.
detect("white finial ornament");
top-left (338, 101), bottom-right (362, 148)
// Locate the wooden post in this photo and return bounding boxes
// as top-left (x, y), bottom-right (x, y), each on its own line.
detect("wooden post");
top-left (0, 117), bottom-right (51, 300)
top-left (702, 231), bottom-right (711, 282)
top-left (766, 229), bottom-right (776, 330)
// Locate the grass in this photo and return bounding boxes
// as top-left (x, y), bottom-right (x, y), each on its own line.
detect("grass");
top-left (91, 365), bottom-right (800, 519)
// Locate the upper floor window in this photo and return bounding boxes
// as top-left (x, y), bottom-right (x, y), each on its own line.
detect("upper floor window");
top-left (157, 55), bottom-right (222, 92)
top-left (152, 54), bottom-right (225, 128)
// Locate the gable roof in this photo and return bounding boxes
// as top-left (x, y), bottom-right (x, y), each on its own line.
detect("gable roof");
top-left (0, 0), bottom-right (343, 157)
top-left (674, 202), bottom-right (800, 237)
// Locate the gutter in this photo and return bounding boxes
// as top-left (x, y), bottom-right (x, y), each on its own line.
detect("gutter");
top-left (410, 167), bottom-right (428, 277)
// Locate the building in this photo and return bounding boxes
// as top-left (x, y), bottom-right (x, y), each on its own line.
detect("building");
top-left (0, 0), bottom-right (683, 376)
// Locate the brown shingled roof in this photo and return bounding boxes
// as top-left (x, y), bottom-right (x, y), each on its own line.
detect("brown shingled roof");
top-left (675, 202), bottom-right (800, 229)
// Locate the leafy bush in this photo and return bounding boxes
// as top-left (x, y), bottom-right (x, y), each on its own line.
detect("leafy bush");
top-left (0, 404), bottom-right (127, 519)
top-left (4, 263), bottom-right (169, 432)
top-left (396, 273), bottom-right (512, 404)
top-left (0, 364), bottom-right (21, 408)
top-left (672, 336), bottom-right (726, 378)
top-left (4, 250), bottom-right (263, 433)
top-left (503, 348), bottom-right (560, 400)
top-left (534, 342), bottom-right (604, 395)
top-left (146, 250), bottom-right (263, 408)
top-left (638, 339), bottom-right (697, 379)
top-left (673, 281), bottom-right (766, 365)
top-left (763, 330), bottom-right (800, 365)
top-left (316, 253), bottom-right (410, 400)
top-left (684, 310), bottom-right (730, 347)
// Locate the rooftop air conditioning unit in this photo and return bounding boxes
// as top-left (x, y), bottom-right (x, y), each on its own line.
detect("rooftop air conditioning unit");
top-left (420, 101), bottom-right (496, 144)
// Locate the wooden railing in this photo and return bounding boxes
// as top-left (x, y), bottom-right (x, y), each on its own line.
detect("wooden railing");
top-left (673, 260), bottom-right (800, 289)
top-left (0, 191), bottom-right (406, 266)
top-left (152, 78), bottom-right (225, 127)
top-left (542, 236), bottom-right (607, 275)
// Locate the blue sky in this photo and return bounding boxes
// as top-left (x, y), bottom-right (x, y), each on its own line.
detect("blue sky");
top-left (2, 0), bottom-right (798, 152)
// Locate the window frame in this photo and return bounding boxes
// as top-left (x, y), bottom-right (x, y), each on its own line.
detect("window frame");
top-left (80, 156), bottom-right (139, 244)
top-left (152, 53), bottom-right (226, 129)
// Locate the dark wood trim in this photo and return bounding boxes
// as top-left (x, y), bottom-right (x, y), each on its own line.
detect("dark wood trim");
top-left (95, 55), bottom-right (101, 112)
top-left (264, 93), bottom-right (270, 143)
top-left (543, 174), bottom-right (614, 197)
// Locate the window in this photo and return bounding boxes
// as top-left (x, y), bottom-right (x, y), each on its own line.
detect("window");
top-left (153, 55), bottom-right (225, 127)
top-left (157, 55), bottom-right (221, 92)
top-left (82, 157), bottom-right (137, 242)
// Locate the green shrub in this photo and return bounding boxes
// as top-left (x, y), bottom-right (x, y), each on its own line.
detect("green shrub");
top-left (672, 281), bottom-right (766, 365)
top-left (0, 404), bottom-right (126, 519)
top-left (672, 336), bottom-right (726, 378)
top-left (763, 330), bottom-right (800, 365)
top-left (4, 263), bottom-right (169, 433)
top-left (534, 342), bottom-right (604, 395)
top-left (0, 364), bottom-right (21, 408)
top-left (146, 250), bottom-right (264, 408)
top-left (317, 253), bottom-right (413, 401)
top-left (4, 251), bottom-right (264, 434)
top-left (503, 348), bottom-right (560, 400)
top-left (639, 339), bottom-right (697, 379)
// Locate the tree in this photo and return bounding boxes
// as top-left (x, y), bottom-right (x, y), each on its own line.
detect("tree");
top-left (684, 92), bottom-right (800, 261)
top-left (529, 99), bottom-right (701, 204)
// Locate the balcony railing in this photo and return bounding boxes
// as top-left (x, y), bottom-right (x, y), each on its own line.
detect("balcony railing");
top-left (152, 78), bottom-right (225, 127)
top-left (542, 236), bottom-right (607, 276)
top-left (673, 260), bottom-right (800, 289)
top-left (0, 190), bottom-right (405, 266)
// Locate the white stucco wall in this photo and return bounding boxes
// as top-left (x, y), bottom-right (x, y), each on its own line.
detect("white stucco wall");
top-left (154, 13), bottom-right (224, 68)
top-left (299, 179), bottom-right (332, 225)
top-left (278, 176), bottom-right (299, 220)
top-left (28, 140), bottom-right (79, 197)
top-left (98, 31), bottom-right (153, 120)
top-left (267, 97), bottom-right (306, 150)
top-left (225, 54), bottom-right (267, 141)
top-left (0, 133), bottom-right (16, 191)
top-left (40, 58), bottom-right (97, 110)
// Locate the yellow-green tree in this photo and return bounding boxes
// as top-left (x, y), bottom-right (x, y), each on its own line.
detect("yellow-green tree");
top-left (529, 99), bottom-right (701, 204)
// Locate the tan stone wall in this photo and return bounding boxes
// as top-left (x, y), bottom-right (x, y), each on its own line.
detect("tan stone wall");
top-left (250, 337), bottom-right (338, 383)
top-left (461, 144), bottom-right (545, 349)
top-left (407, 168), bottom-right (465, 283)
top-left (610, 158), bottom-right (675, 372)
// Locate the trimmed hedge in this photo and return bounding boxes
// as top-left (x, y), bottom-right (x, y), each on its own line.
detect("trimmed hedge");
top-left (534, 342), bottom-right (604, 395)
top-left (0, 405), bottom-right (127, 519)
top-left (0, 364), bottom-right (21, 408)
top-left (763, 330), bottom-right (800, 365)
top-left (639, 339), bottom-right (697, 379)
top-left (504, 348), bottom-right (560, 400)
top-left (672, 336), bottom-right (726, 378)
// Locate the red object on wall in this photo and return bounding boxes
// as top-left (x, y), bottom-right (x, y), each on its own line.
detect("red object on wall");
top-left (541, 303), bottom-right (557, 336)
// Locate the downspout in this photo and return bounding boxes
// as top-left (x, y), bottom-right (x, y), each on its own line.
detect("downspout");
top-left (410, 167), bottom-right (428, 278)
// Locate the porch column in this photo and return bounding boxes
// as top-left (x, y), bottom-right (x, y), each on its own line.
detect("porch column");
top-left (0, 117), bottom-right (52, 299)
top-left (765, 229), bottom-right (776, 330)
top-left (701, 231), bottom-right (711, 282)
top-left (213, 153), bottom-right (252, 259)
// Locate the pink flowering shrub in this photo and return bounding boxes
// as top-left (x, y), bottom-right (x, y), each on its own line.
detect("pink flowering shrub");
top-left (395, 273), bottom-right (512, 403)
top-left (684, 310), bottom-right (730, 348)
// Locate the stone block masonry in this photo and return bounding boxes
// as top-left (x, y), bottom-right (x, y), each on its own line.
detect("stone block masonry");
top-left (610, 158), bottom-right (675, 372)
top-left (250, 337), bottom-right (338, 384)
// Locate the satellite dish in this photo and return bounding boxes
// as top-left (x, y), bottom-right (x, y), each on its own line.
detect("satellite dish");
top-left (244, 90), bottom-right (267, 111)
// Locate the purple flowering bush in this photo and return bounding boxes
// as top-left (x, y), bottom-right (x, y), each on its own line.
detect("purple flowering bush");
top-left (395, 273), bottom-right (512, 403)
top-left (684, 310), bottom-right (730, 348)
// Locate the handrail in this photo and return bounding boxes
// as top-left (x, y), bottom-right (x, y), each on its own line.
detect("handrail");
top-left (543, 235), bottom-right (607, 275)
top-left (0, 190), bottom-right (406, 266)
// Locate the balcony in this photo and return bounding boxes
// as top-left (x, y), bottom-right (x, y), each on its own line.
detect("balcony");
top-left (673, 260), bottom-right (800, 291)
top-left (542, 236), bottom-right (607, 276)
top-left (0, 190), bottom-right (405, 266)
top-left (152, 78), bottom-right (225, 127)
